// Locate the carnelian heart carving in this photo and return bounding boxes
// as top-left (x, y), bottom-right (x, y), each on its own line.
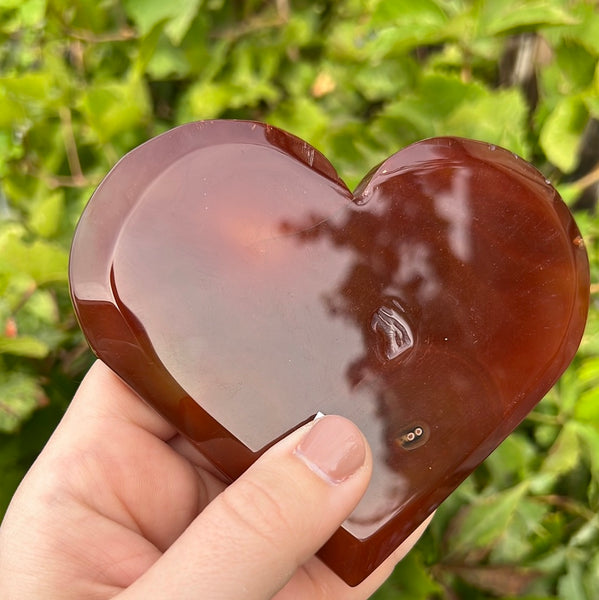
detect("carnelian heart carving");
top-left (69, 120), bottom-right (589, 586)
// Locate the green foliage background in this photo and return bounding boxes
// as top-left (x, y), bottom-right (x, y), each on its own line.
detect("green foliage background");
top-left (1, 0), bottom-right (599, 597)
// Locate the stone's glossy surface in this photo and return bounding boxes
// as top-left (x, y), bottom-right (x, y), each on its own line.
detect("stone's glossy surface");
top-left (69, 121), bottom-right (590, 586)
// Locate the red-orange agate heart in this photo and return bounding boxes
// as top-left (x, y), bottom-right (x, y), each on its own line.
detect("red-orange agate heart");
top-left (69, 120), bottom-right (589, 586)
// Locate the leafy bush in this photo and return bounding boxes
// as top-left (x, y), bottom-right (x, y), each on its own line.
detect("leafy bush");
top-left (1, 1), bottom-right (598, 597)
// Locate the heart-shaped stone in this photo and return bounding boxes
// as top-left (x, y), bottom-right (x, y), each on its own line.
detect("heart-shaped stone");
top-left (69, 121), bottom-right (589, 586)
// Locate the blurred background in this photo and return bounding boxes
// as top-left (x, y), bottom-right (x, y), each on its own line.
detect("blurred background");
top-left (1, 1), bottom-right (598, 598)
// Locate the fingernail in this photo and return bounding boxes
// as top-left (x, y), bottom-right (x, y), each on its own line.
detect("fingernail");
top-left (294, 416), bottom-right (366, 484)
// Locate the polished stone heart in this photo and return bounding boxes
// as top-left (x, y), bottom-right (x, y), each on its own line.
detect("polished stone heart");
top-left (69, 121), bottom-right (589, 586)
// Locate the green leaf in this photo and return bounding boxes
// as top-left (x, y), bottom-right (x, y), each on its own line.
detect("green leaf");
top-left (578, 307), bottom-right (599, 356)
top-left (0, 71), bottom-right (59, 126)
top-left (481, 0), bottom-right (578, 36)
top-left (555, 42), bottom-right (598, 92)
top-left (366, 0), bottom-right (449, 55)
top-left (0, 372), bottom-right (44, 433)
top-left (539, 96), bottom-right (588, 172)
top-left (583, 554), bottom-right (599, 597)
top-left (25, 289), bottom-right (58, 324)
top-left (15, 0), bottom-right (46, 28)
top-left (574, 385), bottom-right (599, 423)
top-left (0, 0), bottom-right (46, 32)
top-left (558, 557), bottom-right (587, 600)
top-left (28, 191), bottom-right (64, 238)
top-left (267, 97), bottom-right (331, 149)
top-left (423, 73), bottom-right (486, 114)
top-left (570, 514), bottom-right (599, 548)
top-left (123, 0), bottom-right (201, 44)
top-left (134, 18), bottom-right (168, 76)
top-left (0, 228), bottom-right (68, 285)
top-left (484, 432), bottom-right (537, 487)
top-left (583, 63), bottom-right (599, 119)
top-left (441, 88), bottom-right (529, 156)
top-left (544, 3), bottom-right (599, 56)
top-left (553, 364), bottom-right (584, 418)
top-left (0, 130), bottom-right (24, 177)
top-left (574, 423), bottom-right (599, 481)
top-left (448, 482), bottom-right (529, 556)
top-left (540, 423), bottom-right (581, 478)
top-left (352, 59), bottom-right (417, 102)
top-left (372, 99), bottom-right (436, 146)
top-left (0, 335), bottom-right (49, 358)
top-left (371, 0), bottom-right (447, 27)
top-left (490, 498), bottom-right (549, 562)
top-left (0, 0), bottom-right (22, 11)
top-left (145, 36), bottom-right (191, 80)
top-left (79, 75), bottom-right (151, 142)
top-left (374, 550), bottom-right (442, 599)
top-left (176, 80), bottom-right (237, 121)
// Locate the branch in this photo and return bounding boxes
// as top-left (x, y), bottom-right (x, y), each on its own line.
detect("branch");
top-left (66, 27), bottom-right (137, 43)
top-left (571, 163), bottom-right (599, 191)
top-left (59, 106), bottom-right (83, 181)
top-left (535, 494), bottom-right (596, 521)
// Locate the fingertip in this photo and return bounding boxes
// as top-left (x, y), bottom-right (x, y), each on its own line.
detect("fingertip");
top-left (294, 415), bottom-right (369, 485)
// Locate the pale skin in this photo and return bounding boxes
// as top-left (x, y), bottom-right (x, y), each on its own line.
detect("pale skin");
top-left (0, 361), bottom-right (430, 599)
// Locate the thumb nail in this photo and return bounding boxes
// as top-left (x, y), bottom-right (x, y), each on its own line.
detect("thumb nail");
top-left (294, 416), bottom-right (366, 484)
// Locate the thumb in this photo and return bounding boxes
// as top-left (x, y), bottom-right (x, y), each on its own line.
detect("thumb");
top-left (120, 415), bottom-right (371, 600)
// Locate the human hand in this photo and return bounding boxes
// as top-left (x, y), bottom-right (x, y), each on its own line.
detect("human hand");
top-left (0, 361), bottom-right (429, 599)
